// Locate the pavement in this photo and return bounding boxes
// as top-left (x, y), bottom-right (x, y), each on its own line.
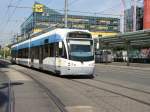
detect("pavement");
top-left (1, 59), bottom-right (150, 112)
top-left (0, 62), bottom-right (9, 112)
top-left (96, 62), bottom-right (150, 86)
top-left (10, 63), bottom-right (150, 112)
top-left (96, 62), bottom-right (150, 98)
top-left (0, 60), bottom-right (61, 112)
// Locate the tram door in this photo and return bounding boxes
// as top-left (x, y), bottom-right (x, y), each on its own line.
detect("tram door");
top-left (55, 42), bottom-right (59, 73)
top-left (50, 43), bottom-right (56, 72)
top-left (39, 46), bottom-right (43, 69)
top-left (31, 47), bottom-right (34, 66)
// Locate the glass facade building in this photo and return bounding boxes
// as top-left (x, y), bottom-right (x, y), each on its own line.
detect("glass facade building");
top-left (124, 6), bottom-right (143, 32)
top-left (20, 2), bottom-right (120, 38)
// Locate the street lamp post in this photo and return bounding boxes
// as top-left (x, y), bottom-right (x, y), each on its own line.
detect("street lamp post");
top-left (132, 0), bottom-right (137, 31)
top-left (64, 0), bottom-right (68, 28)
top-left (120, 0), bottom-right (126, 33)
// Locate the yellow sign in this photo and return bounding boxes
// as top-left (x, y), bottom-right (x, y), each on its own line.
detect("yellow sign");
top-left (32, 28), bottom-right (42, 33)
top-left (33, 4), bottom-right (44, 12)
top-left (91, 32), bottom-right (118, 38)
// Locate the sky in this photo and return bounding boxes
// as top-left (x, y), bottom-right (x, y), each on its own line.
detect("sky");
top-left (0, 0), bottom-right (143, 46)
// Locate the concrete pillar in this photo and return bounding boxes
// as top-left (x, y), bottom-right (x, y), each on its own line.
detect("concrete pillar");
top-left (126, 41), bottom-right (130, 66)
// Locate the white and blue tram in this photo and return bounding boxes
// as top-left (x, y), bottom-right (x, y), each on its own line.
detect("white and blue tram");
top-left (11, 28), bottom-right (95, 76)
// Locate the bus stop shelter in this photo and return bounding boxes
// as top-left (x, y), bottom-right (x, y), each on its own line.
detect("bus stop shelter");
top-left (95, 29), bottom-right (150, 66)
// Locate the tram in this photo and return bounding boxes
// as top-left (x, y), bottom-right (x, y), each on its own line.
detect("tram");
top-left (11, 28), bottom-right (95, 76)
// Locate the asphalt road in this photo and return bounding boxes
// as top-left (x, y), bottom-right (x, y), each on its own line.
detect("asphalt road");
top-left (1, 60), bottom-right (150, 112)
top-left (95, 64), bottom-right (150, 86)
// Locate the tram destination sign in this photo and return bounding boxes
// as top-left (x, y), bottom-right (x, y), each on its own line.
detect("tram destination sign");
top-left (68, 32), bottom-right (91, 38)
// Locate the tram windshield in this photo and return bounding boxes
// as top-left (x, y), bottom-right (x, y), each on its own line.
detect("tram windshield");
top-left (68, 40), bottom-right (94, 61)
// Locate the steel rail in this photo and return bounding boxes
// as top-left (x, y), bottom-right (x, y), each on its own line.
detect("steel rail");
top-left (94, 79), bottom-right (150, 95)
top-left (70, 79), bottom-right (150, 107)
top-left (11, 67), bottom-right (68, 112)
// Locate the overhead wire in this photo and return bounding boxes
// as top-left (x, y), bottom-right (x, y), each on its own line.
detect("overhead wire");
top-left (0, 0), bottom-right (14, 31)
top-left (8, 5), bottom-right (121, 17)
top-left (98, 3), bottom-right (122, 14)
top-left (3, 0), bottom-right (14, 19)
top-left (45, 0), bottom-right (53, 6)
top-left (69, 0), bottom-right (80, 6)
top-left (1, 0), bottom-right (121, 44)
top-left (1, 0), bottom-right (23, 36)
top-left (0, 0), bottom-right (15, 44)
top-left (6, 0), bottom-right (23, 26)
top-left (0, 0), bottom-right (24, 45)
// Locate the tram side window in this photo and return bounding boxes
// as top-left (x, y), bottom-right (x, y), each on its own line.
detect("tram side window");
top-left (18, 49), bottom-right (20, 58)
top-left (18, 49), bottom-right (22, 58)
top-left (31, 47), bottom-right (34, 59)
top-left (24, 48), bottom-right (26, 58)
top-left (55, 43), bottom-right (59, 57)
top-left (15, 50), bottom-right (17, 58)
top-left (11, 50), bottom-right (15, 58)
top-left (44, 44), bottom-right (49, 58)
top-left (25, 48), bottom-right (29, 58)
top-left (14, 50), bottom-right (17, 58)
top-left (49, 43), bottom-right (55, 57)
top-left (42, 42), bottom-right (66, 58)
top-left (17, 51), bottom-right (19, 58)
top-left (21, 48), bottom-right (27, 58)
top-left (31, 47), bottom-right (40, 59)
top-left (23, 48), bottom-right (25, 58)
top-left (35, 46), bottom-right (39, 59)
top-left (21, 49), bottom-right (23, 58)
top-left (16, 50), bottom-right (18, 58)
top-left (27, 48), bottom-right (29, 58)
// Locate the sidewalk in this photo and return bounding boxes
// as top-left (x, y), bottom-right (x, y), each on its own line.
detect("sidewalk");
top-left (0, 60), bottom-right (52, 112)
top-left (0, 63), bottom-right (9, 112)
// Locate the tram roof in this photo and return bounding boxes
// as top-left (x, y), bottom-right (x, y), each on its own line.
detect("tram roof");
top-left (11, 28), bottom-right (90, 49)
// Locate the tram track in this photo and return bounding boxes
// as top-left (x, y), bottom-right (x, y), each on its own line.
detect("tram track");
top-left (70, 79), bottom-right (150, 107)
top-left (93, 79), bottom-right (150, 95)
top-left (12, 65), bottom-right (150, 107)
top-left (8, 62), bottom-right (150, 110)
top-left (10, 67), bottom-right (68, 112)
top-left (0, 61), bottom-right (15, 112)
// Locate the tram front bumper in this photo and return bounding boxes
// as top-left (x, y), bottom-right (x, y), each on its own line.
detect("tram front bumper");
top-left (60, 66), bottom-right (95, 75)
